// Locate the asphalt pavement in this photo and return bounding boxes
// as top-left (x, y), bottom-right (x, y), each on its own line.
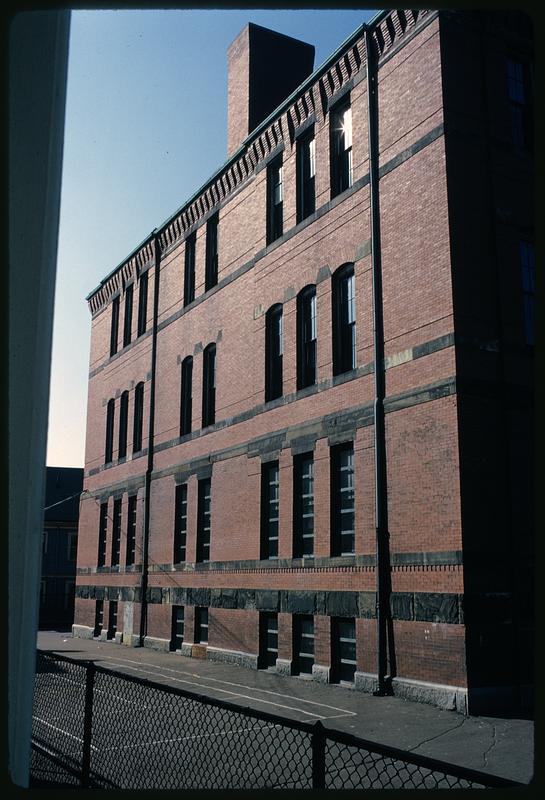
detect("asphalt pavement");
top-left (36, 630), bottom-right (536, 786)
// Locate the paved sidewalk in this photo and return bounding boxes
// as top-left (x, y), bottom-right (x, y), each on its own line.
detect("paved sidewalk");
top-left (36, 630), bottom-right (536, 785)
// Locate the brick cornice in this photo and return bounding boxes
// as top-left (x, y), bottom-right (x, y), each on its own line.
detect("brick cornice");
top-left (86, 9), bottom-right (433, 318)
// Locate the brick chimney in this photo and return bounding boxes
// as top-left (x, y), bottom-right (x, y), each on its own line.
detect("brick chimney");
top-left (227, 23), bottom-right (315, 157)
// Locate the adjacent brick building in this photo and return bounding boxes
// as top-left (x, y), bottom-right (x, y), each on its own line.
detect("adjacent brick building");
top-left (73, 9), bottom-right (534, 715)
top-left (41, 467), bottom-right (83, 629)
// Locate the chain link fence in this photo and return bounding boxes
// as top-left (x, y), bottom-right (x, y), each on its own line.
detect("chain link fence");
top-left (31, 650), bottom-right (522, 790)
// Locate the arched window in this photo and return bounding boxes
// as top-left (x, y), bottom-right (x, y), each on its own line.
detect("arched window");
top-left (110, 296), bottom-right (120, 357)
top-left (202, 344), bottom-right (216, 427)
top-left (265, 304), bottom-right (283, 402)
top-left (118, 391), bottom-right (129, 459)
top-left (297, 285), bottom-right (317, 390)
top-left (132, 382), bottom-right (144, 454)
top-left (332, 263), bottom-right (356, 375)
top-left (123, 284), bottom-right (133, 348)
top-left (180, 356), bottom-right (193, 436)
top-left (105, 398), bottom-right (115, 463)
top-left (137, 270), bottom-right (148, 336)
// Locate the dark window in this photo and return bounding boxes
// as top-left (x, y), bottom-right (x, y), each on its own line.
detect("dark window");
top-left (293, 453), bottom-right (314, 557)
top-left (293, 615), bottom-right (314, 675)
top-left (171, 606), bottom-right (184, 651)
top-left (174, 483), bottom-right (188, 564)
top-left (107, 601), bottom-right (118, 640)
top-left (118, 391), bottom-right (129, 460)
top-left (184, 233), bottom-right (196, 306)
top-left (195, 607), bottom-right (208, 644)
top-left (137, 270), bottom-right (148, 336)
top-left (297, 286), bottom-right (317, 390)
top-left (111, 498), bottom-right (122, 567)
top-left (67, 531), bottom-right (78, 562)
top-left (133, 382), bottom-right (144, 453)
top-left (332, 264), bottom-right (356, 375)
top-left (331, 617), bottom-right (357, 682)
top-left (260, 461), bottom-right (279, 559)
top-left (110, 296), bottom-right (120, 357)
top-left (98, 502), bottom-right (108, 568)
top-left (125, 494), bottom-right (137, 566)
top-left (520, 240), bottom-right (535, 345)
top-left (64, 579), bottom-right (76, 611)
top-left (205, 214), bottom-right (218, 291)
top-left (265, 304), bottom-right (283, 402)
top-left (202, 344), bottom-right (216, 427)
top-left (330, 100), bottom-right (353, 197)
top-left (94, 600), bottom-right (104, 637)
top-left (331, 443), bottom-right (355, 556)
top-left (123, 283), bottom-right (133, 348)
top-left (105, 399), bottom-right (115, 464)
top-left (297, 129), bottom-right (316, 223)
top-left (267, 156), bottom-right (283, 244)
top-left (196, 477), bottom-right (211, 563)
top-left (180, 356), bottom-right (193, 436)
top-left (507, 58), bottom-right (532, 151)
top-left (259, 612), bottom-right (278, 669)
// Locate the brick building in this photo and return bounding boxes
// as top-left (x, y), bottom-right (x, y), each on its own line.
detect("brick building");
top-left (73, 9), bottom-right (534, 714)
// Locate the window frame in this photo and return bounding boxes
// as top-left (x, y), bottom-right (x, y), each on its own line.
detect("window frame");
top-left (110, 296), bottom-right (120, 357)
top-left (94, 600), bottom-right (104, 637)
top-left (171, 606), bottom-right (185, 651)
top-left (105, 398), bottom-right (115, 464)
top-left (260, 460), bottom-right (279, 560)
top-left (330, 99), bottom-right (353, 198)
top-left (133, 382), bottom-right (144, 454)
top-left (195, 606), bottom-right (209, 644)
top-left (202, 344), bottom-right (216, 428)
top-left (110, 497), bottom-right (122, 567)
top-left (259, 611), bottom-right (278, 669)
top-left (123, 283), bottom-right (133, 348)
top-left (180, 356), bottom-right (193, 436)
top-left (205, 214), bottom-right (219, 291)
top-left (173, 483), bottom-right (188, 564)
top-left (292, 614), bottom-right (315, 676)
top-left (266, 155), bottom-right (284, 244)
top-left (196, 477), bottom-right (211, 563)
top-left (296, 285), bottom-right (317, 390)
top-left (293, 452), bottom-right (315, 558)
top-left (118, 390), bottom-right (129, 460)
top-left (265, 304), bottom-right (283, 402)
top-left (296, 128), bottom-right (316, 223)
top-left (107, 600), bottom-right (118, 640)
top-left (332, 263), bottom-right (356, 376)
top-left (331, 616), bottom-right (357, 683)
top-left (98, 502), bottom-right (108, 568)
top-left (137, 269), bottom-right (148, 337)
top-left (330, 442), bottom-right (355, 556)
top-left (183, 232), bottom-right (196, 306)
top-left (125, 494), bottom-right (137, 566)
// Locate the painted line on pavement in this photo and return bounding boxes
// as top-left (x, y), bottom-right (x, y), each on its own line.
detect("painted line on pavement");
top-left (94, 653), bottom-right (356, 718)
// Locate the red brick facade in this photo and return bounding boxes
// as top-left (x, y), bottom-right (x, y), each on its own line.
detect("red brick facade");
top-left (74, 10), bottom-right (534, 715)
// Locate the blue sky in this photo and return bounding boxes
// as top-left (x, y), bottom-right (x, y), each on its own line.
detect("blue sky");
top-left (47, 8), bottom-right (378, 467)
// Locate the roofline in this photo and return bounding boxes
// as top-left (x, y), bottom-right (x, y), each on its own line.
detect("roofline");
top-left (85, 229), bottom-right (157, 301)
top-left (86, 10), bottom-right (392, 303)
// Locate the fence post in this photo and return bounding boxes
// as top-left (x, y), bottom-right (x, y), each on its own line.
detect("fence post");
top-left (312, 720), bottom-right (326, 789)
top-left (81, 661), bottom-right (95, 787)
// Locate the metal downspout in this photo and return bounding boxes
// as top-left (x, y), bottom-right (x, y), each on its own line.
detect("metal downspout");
top-left (365, 27), bottom-right (392, 696)
top-left (139, 230), bottom-right (160, 647)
